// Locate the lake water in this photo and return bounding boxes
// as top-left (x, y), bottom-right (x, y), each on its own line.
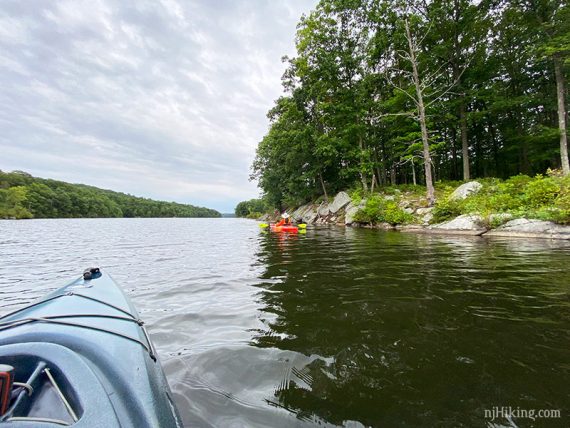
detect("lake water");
top-left (0, 218), bottom-right (569, 427)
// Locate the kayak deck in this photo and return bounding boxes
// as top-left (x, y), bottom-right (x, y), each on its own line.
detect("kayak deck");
top-left (0, 269), bottom-right (182, 427)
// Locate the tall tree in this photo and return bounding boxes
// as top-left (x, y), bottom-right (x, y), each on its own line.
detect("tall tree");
top-left (536, 1), bottom-right (570, 174)
top-left (403, 18), bottom-right (436, 204)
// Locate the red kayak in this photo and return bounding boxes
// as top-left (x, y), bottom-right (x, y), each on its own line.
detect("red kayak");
top-left (270, 224), bottom-right (299, 233)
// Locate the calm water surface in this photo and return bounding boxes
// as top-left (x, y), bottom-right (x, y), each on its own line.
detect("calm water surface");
top-left (0, 218), bottom-right (569, 427)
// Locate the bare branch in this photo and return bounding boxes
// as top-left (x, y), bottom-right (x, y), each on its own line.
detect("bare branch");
top-left (425, 57), bottom-right (472, 107)
top-left (374, 112), bottom-right (416, 120)
top-left (385, 76), bottom-right (419, 106)
top-left (417, 22), bottom-right (433, 47)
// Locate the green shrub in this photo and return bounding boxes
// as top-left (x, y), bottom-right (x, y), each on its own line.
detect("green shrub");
top-left (554, 190), bottom-right (570, 212)
top-left (504, 174), bottom-right (533, 190)
top-left (487, 192), bottom-right (522, 212)
top-left (383, 201), bottom-right (414, 224)
top-left (353, 195), bottom-right (383, 223)
top-left (431, 197), bottom-right (462, 223)
top-left (350, 188), bottom-right (364, 205)
top-left (353, 195), bottom-right (413, 225)
top-left (523, 176), bottom-right (560, 208)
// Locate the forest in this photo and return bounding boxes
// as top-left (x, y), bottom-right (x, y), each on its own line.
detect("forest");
top-left (251, 0), bottom-right (569, 209)
top-left (0, 170), bottom-right (221, 219)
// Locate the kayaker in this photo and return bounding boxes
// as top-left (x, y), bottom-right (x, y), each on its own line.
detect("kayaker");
top-left (276, 212), bottom-right (292, 226)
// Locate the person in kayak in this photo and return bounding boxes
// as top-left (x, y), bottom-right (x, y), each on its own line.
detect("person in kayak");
top-left (276, 212), bottom-right (292, 226)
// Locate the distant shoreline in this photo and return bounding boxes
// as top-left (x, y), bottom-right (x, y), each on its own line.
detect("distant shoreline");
top-left (0, 170), bottom-right (221, 220)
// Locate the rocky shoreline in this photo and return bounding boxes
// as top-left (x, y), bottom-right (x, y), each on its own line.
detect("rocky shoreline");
top-left (259, 183), bottom-right (570, 240)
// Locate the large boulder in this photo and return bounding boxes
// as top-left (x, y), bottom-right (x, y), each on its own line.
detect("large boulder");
top-left (345, 199), bottom-right (366, 225)
top-left (317, 202), bottom-right (330, 217)
top-left (329, 192), bottom-right (352, 214)
top-left (449, 181), bottom-right (483, 201)
top-left (292, 204), bottom-right (312, 222)
top-left (485, 218), bottom-right (570, 240)
top-left (302, 209), bottom-right (318, 224)
top-left (429, 214), bottom-right (486, 235)
top-left (344, 204), bottom-right (359, 225)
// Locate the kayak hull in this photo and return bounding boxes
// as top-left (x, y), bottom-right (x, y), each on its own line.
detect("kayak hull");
top-left (270, 224), bottom-right (298, 233)
top-left (0, 271), bottom-right (182, 428)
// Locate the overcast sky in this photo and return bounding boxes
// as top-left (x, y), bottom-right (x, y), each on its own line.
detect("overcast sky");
top-left (0, 0), bottom-right (317, 212)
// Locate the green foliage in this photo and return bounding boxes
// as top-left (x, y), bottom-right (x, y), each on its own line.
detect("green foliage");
top-left (353, 194), bottom-right (413, 225)
top-left (0, 170), bottom-right (220, 219)
top-left (252, 0), bottom-right (570, 208)
top-left (523, 176), bottom-right (560, 207)
top-left (431, 174), bottom-right (570, 224)
top-left (0, 186), bottom-right (33, 219)
top-left (235, 199), bottom-right (270, 218)
top-left (349, 187), bottom-right (365, 205)
top-left (432, 197), bottom-right (462, 224)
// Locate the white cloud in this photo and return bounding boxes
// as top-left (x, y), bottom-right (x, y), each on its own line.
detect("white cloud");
top-left (0, 0), bottom-right (316, 212)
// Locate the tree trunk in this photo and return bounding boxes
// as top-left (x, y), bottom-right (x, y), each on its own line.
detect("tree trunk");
top-left (554, 55), bottom-right (570, 175)
top-left (450, 126), bottom-right (458, 180)
top-left (460, 101), bottom-right (470, 180)
top-left (406, 20), bottom-right (435, 205)
top-left (319, 172), bottom-right (328, 201)
top-left (358, 135), bottom-right (368, 191)
top-left (488, 119), bottom-right (501, 177)
top-left (411, 158), bottom-right (417, 185)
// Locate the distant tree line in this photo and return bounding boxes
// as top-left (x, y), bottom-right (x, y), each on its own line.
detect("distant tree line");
top-left (234, 198), bottom-right (271, 218)
top-left (0, 170), bottom-right (221, 219)
top-left (251, 0), bottom-right (569, 208)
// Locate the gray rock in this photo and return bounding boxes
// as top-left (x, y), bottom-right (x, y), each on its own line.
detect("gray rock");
top-left (430, 214), bottom-right (485, 232)
top-left (422, 212), bottom-right (434, 225)
top-left (416, 207), bottom-right (434, 225)
top-left (344, 199), bottom-right (366, 225)
top-left (377, 222), bottom-right (395, 230)
top-left (403, 207), bottom-right (414, 214)
top-left (416, 207), bottom-right (434, 216)
top-left (292, 204), bottom-right (312, 222)
top-left (302, 209), bottom-right (318, 224)
top-left (329, 192), bottom-right (352, 214)
top-left (397, 225), bottom-right (426, 232)
top-left (291, 206), bottom-right (303, 221)
top-left (344, 203), bottom-right (357, 225)
top-left (449, 181), bottom-right (483, 201)
top-left (317, 202), bottom-right (330, 217)
top-left (485, 218), bottom-right (570, 240)
top-left (384, 195), bottom-right (396, 201)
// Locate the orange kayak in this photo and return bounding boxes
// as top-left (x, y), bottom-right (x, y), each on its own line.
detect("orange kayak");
top-left (270, 224), bottom-right (299, 233)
